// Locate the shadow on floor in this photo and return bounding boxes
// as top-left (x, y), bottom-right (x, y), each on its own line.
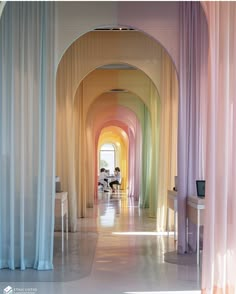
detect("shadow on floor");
top-left (164, 250), bottom-right (197, 266)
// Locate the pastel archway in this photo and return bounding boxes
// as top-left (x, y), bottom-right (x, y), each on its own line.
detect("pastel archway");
top-left (81, 72), bottom-right (157, 215)
top-left (55, 2), bottom-right (180, 69)
top-left (88, 99), bottom-right (144, 204)
top-left (67, 69), bottom-right (156, 226)
top-left (81, 69), bottom-right (157, 212)
top-left (56, 30), bottom-right (178, 231)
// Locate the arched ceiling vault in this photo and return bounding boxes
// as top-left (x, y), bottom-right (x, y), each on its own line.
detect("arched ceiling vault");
top-left (57, 30), bottom-right (176, 105)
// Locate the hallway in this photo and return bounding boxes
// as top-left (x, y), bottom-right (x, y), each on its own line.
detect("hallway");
top-left (0, 191), bottom-right (201, 294)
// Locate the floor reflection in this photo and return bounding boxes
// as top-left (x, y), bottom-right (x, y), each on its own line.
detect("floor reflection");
top-left (0, 190), bottom-right (202, 294)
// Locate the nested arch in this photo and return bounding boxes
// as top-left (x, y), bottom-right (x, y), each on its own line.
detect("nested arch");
top-left (83, 88), bottom-right (156, 211)
top-left (56, 28), bottom-right (178, 231)
top-left (74, 66), bottom-right (161, 205)
top-left (86, 97), bottom-right (142, 198)
top-left (89, 102), bottom-right (143, 200)
top-left (77, 65), bottom-right (162, 113)
top-left (56, 29), bottom-right (176, 103)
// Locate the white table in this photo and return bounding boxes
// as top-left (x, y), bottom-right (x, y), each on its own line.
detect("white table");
top-left (167, 190), bottom-right (178, 240)
top-left (187, 195), bottom-right (205, 265)
top-left (55, 192), bottom-right (68, 251)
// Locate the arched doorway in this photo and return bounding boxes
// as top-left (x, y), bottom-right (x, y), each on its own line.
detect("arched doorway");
top-left (99, 143), bottom-right (117, 175)
top-left (56, 29), bottom-right (178, 232)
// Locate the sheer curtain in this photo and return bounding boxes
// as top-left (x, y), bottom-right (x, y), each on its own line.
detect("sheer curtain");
top-left (0, 2), bottom-right (55, 270)
top-left (157, 51), bottom-right (178, 231)
top-left (178, 2), bottom-right (208, 254)
top-left (140, 104), bottom-right (152, 209)
top-left (202, 2), bottom-right (236, 292)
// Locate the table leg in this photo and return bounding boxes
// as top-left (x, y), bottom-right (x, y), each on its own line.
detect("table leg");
top-left (197, 209), bottom-right (200, 265)
top-left (61, 203), bottom-right (64, 252)
top-left (186, 217), bottom-right (189, 251)
top-left (66, 212), bottom-right (69, 240)
top-left (174, 211), bottom-right (177, 241)
top-left (167, 207), bottom-right (169, 238)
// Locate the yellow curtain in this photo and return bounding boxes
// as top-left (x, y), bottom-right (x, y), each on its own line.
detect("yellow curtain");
top-left (156, 52), bottom-right (178, 230)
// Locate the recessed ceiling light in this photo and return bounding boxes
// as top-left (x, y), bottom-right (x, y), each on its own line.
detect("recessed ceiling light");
top-left (94, 27), bottom-right (136, 31)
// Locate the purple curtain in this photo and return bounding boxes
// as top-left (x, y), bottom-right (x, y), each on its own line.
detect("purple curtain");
top-left (178, 2), bottom-right (208, 254)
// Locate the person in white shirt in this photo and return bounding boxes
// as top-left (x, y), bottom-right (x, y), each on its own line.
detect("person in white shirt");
top-left (109, 167), bottom-right (121, 192)
top-left (98, 168), bottom-right (109, 192)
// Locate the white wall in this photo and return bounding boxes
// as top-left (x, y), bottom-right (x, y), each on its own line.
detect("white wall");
top-left (55, 1), bottom-right (180, 71)
top-left (118, 1), bottom-right (180, 71)
top-left (55, 2), bottom-right (119, 65)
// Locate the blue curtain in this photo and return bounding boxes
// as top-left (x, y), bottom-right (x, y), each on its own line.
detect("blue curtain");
top-left (0, 2), bottom-right (55, 270)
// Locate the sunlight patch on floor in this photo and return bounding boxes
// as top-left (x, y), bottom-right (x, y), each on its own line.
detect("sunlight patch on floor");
top-left (112, 231), bottom-right (174, 236)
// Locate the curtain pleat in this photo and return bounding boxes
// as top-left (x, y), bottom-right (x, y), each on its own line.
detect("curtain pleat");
top-left (202, 2), bottom-right (236, 292)
top-left (178, 2), bottom-right (208, 254)
top-left (0, 2), bottom-right (55, 270)
top-left (157, 53), bottom-right (178, 230)
top-left (140, 105), bottom-right (152, 209)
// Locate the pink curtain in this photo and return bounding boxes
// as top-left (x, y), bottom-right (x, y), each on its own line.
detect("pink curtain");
top-left (88, 102), bottom-right (142, 200)
top-left (202, 2), bottom-right (236, 293)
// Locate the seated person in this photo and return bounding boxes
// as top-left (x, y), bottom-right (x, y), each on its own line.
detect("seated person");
top-left (98, 168), bottom-right (109, 192)
top-left (104, 169), bottom-right (110, 186)
top-left (109, 167), bottom-right (121, 192)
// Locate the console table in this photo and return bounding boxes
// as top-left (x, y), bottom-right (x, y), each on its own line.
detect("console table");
top-left (167, 190), bottom-right (178, 240)
top-left (187, 195), bottom-right (205, 265)
top-left (55, 192), bottom-right (68, 251)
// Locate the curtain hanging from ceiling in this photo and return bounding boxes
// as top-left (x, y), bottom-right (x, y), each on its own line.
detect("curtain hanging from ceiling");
top-left (0, 2), bottom-right (55, 270)
top-left (140, 104), bottom-right (152, 209)
top-left (178, 1), bottom-right (208, 254)
top-left (202, 2), bottom-right (236, 293)
top-left (156, 52), bottom-right (178, 231)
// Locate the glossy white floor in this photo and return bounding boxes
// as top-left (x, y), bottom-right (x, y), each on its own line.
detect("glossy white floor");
top-left (0, 191), bottom-right (201, 294)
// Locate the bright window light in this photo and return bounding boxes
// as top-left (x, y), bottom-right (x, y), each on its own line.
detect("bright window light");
top-left (99, 143), bottom-right (115, 172)
top-left (112, 232), bottom-right (174, 236)
top-left (101, 144), bottom-right (115, 151)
